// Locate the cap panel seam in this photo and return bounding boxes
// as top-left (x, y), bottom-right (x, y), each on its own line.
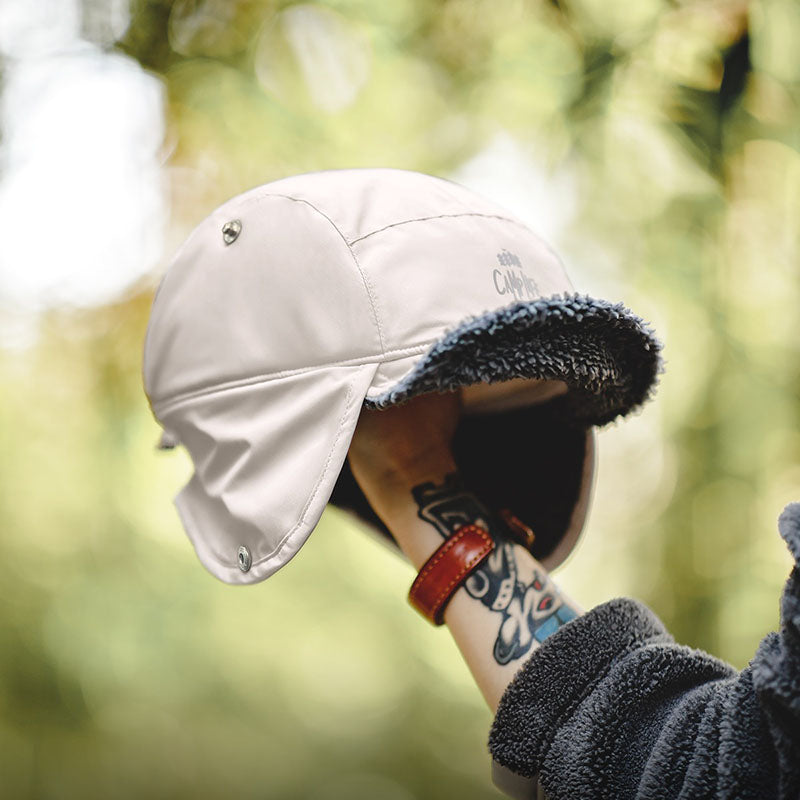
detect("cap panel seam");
top-left (247, 371), bottom-right (363, 571)
top-left (349, 212), bottom-right (529, 246)
top-left (151, 343), bottom-right (429, 416)
top-left (264, 193), bottom-right (386, 355)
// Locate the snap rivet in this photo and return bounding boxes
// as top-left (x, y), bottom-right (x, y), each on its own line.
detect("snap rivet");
top-left (237, 545), bottom-right (251, 572)
top-left (222, 219), bottom-right (242, 245)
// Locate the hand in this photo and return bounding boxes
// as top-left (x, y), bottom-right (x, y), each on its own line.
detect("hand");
top-left (347, 389), bottom-right (462, 516)
top-left (349, 388), bottom-right (581, 712)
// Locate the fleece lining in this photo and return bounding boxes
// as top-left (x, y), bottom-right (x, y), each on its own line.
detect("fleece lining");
top-left (364, 294), bottom-right (663, 426)
top-left (488, 504), bottom-right (800, 799)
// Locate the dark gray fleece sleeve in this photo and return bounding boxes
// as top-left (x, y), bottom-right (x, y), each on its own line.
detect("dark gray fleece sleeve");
top-left (489, 503), bottom-right (800, 800)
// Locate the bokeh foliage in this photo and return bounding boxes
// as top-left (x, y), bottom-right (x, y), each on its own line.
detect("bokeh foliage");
top-left (2, 0), bottom-right (800, 797)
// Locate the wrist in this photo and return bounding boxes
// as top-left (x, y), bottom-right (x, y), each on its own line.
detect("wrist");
top-left (381, 503), bottom-right (449, 569)
top-left (350, 454), bottom-right (459, 567)
top-left (368, 469), bottom-right (457, 568)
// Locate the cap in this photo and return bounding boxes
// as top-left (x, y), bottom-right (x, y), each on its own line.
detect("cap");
top-left (143, 168), bottom-right (661, 584)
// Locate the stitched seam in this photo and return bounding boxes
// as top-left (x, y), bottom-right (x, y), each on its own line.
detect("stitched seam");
top-left (267, 193), bottom-right (386, 354)
top-left (414, 526), bottom-right (474, 583)
top-left (431, 538), bottom-right (493, 615)
top-left (205, 375), bottom-right (363, 571)
top-left (151, 343), bottom-right (429, 416)
top-left (410, 526), bottom-right (493, 620)
top-left (349, 213), bottom-right (529, 245)
top-left (247, 379), bottom-right (358, 569)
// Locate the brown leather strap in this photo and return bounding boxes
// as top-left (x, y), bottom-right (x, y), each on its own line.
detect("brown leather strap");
top-left (498, 508), bottom-right (536, 551)
top-left (408, 524), bottom-right (494, 625)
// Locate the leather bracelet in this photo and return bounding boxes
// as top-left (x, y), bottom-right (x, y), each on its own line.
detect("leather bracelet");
top-left (408, 524), bottom-right (494, 625)
top-left (498, 508), bottom-right (536, 551)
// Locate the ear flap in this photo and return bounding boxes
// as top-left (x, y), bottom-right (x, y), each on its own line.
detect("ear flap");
top-left (157, 363), bottom-right (378, 584)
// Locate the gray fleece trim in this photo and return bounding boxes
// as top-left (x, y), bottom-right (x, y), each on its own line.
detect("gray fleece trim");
top-left (364, 294), bottom-right (663, 427)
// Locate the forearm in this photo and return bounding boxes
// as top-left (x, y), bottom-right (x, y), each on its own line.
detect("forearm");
top-left (356, 452), bottom-right (582, 711)
top-left (443, 536), bottom-right (581, 711)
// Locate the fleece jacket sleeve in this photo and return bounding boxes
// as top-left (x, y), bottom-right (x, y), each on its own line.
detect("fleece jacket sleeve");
top-left (488, 503), bottom-right (800, 800)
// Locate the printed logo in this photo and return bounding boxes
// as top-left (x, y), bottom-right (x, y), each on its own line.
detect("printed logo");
top-left (492, 249), bottom-right (539, 301)
top-left (496, 249), bottom-right (522, 268)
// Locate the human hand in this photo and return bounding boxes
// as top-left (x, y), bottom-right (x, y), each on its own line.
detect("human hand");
top-left (347, 389), bottom-right (462, 525)
top-left (348, 388), bottom-right (582, 713)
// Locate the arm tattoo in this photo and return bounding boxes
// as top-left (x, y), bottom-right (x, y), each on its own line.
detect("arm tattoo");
top-left (411, 472), bottom-right (577, 665)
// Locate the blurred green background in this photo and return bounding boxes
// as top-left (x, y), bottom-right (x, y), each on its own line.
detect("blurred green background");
top-left (1, 1), bottom-right (799, 797)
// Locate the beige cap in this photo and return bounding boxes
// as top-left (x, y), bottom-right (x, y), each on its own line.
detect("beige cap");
top-left (144, 168), bottom-right (661, 584)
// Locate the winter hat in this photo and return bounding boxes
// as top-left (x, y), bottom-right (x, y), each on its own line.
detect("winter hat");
top-left (143, 168), bottom-right (661, 584)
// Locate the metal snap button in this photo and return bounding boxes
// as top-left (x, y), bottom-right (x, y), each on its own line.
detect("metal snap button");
top-left (237, 545), bottom-right (251, 572)
top-left (222, 219), bottom-right (242, 245)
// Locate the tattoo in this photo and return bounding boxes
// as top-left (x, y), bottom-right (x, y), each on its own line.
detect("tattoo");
top-left (412, 472), bottom-right (577, 665)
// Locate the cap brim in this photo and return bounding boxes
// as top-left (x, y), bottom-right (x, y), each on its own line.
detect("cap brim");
top-left (331, 293), bottom-right (659, 570)
top-left (364, 294), bottom-right (662, 427)
top-left (157, 362), bottom-right (378, 584)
